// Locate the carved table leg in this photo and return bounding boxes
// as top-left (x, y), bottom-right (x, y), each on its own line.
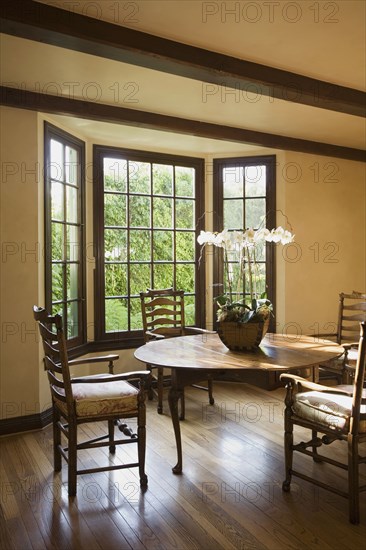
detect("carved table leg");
top-left (168, 383), bottom-right (184, 474)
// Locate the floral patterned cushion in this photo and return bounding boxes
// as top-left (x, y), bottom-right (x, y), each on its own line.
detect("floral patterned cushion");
top-left (55, 375), bottom-right (139, 418)
top-left (293, 391), bottom-right (366, 433)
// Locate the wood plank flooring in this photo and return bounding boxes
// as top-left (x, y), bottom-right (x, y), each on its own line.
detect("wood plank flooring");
top-left (1, 382), bottom-right (365, 549)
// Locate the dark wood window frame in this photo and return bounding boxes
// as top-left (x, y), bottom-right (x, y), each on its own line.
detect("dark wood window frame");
top-left (44, 122), bottom-right (86, 349)
top-left (93, 145), bottom-right (206, 348)
top-left (212, 155), bottom-right (276, 332)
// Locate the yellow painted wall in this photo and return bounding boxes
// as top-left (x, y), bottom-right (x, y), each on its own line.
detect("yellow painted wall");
top-left (0, 107), bottom-right (365, 423)
top-left (279, 151), bottom-right (366, 336)
top-left (0, 106), bottom-right (45, 420)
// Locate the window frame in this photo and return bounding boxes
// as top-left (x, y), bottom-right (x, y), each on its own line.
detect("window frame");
top-left (93, 145), bottom-right (206, 347)
top-left (212, 155), bottom-right (276, 331)
top-left (44, 122), bottom-right (86, 348)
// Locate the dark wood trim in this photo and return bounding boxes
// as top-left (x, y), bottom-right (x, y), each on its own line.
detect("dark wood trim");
top-left (43, 122), bottom-right (87, 348)
top-left (93, 145), bottom-right (206, 344)
top-left (1, 0), bottom-right (364, 117)
top-left (212, 155), bottom-right (277, 331)
top-left (0, 407), bottom-right (53, 436)
top-left (1, 87), bottom-right (364, 162)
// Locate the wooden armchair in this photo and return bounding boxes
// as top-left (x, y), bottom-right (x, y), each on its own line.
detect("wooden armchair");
top-left (280, 321), bottom-right (366, 524)
top-left (33, 306), bottom-right (149, 496)
top-left (140, 288), bottom-right (214, 419)
top-left (319, 292), bottom-right (366, 383)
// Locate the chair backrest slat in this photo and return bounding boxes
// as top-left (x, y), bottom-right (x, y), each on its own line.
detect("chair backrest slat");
top-left (140, 288), bottom-right (185, 342)
top-left (33, 306), bottom-right (74, 416)
top-left (337, 292), bottom-right (366, 344)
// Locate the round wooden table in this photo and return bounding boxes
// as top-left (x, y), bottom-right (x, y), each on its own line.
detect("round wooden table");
top-left (134, 332), bottom-right (344, 473)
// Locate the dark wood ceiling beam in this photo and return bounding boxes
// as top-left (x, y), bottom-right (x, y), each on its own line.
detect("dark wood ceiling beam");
top-left (1, 86), bottom-right (364, 162)
top-left (0, 0), bottom-right (365, 118)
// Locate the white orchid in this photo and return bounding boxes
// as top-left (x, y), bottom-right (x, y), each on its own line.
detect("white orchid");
top-left (197, 224), bottom-right (295, 323)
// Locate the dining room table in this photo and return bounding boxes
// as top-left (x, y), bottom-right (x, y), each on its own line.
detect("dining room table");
top-left (134, 331), bottom-right (344, 474)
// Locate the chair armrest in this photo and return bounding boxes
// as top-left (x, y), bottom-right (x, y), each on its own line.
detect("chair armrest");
top-left (279, 373), bottom-right (352, 396)
top-left (71, 371), bottom-right (150, 384)
top-left (343, 342), bottom-right (359, 351)
top-left (145, 331), bottom-right (165, 341)
top-left (68, 354), bottom-right (119, 367)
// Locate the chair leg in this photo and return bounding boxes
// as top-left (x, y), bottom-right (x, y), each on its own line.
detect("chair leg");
top-left (53, 406), bottom-right (62, 472)
top-left (108, 420), bottom-right (116, 454)
top-left (312, 429), bottom-right (321, 462)
top-left (137, 391), bottom-right (148, 487)
top-left (157, 367), bottom-right (164, 414)
top-left (68, 423), bottom-right (78, 497)
top-left (208, 378), bottom-right (214, 405)
top-left (348, 434), bottom-right (360, 524)
top-left (282, 404), bottom-right (294, 492)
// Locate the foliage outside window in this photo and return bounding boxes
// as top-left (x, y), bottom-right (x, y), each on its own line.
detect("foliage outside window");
top-left (213, 155), bottom-right (276, 328)
top-left (44, 123), bottom-right (86, 346)
top-left (94, 146), bottom-right (205, 345)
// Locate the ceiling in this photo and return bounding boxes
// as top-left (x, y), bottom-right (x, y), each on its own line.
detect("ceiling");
top-left (1, 0), bottom-right (365, 157)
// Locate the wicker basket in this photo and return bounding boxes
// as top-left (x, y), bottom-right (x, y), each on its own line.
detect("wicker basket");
top-left (217, 318), bottom-right (270, 351)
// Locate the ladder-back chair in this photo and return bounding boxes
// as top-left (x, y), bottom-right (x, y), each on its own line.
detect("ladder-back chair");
top-left (140, 288), bottom-right (214, 419)
top-left (34, 306), bottom-right (149, 496)
top-left (280, 321), bottom-right (366, 524)
top-left (320, 291), bottom-right (366, 383)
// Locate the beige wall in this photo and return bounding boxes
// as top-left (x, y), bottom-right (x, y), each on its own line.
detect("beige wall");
top-left (1, 107), bottom-right (365, 422)
top-left (0, 106), bottom-right (46, 420)
top-left (280, 151), bottom-right (365, 336)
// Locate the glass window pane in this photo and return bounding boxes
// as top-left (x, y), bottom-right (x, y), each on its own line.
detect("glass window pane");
top-left (184, 295), bottom-right (195, 326)
top-left (129, 196), bottom-right (151, 227)
top-left (154, 263), bottom-right (173, 289)
top-left (67, 301), bottom-right (79, 338)
top-left (104, 194), bottom-right (126, 227)
top-left (50, 139), bottom-right (63, 181)
top-left (245, 198), bottom-right (266, 228)
top-left (52, 223), bottom-right (64, 261)
top-left (130, 298), bottom-right (143, 330)
top-left (176, 232), bottom-right (195, 261)
top-left (175, 166), bottom-right (194, 197)
top-left (130, 264), bottom-right (150, 295)
top-left (104, 158), bottom-right (127, 192)
top-left (130, 230), bottom-right (151, 261)
top-left (105, 264), bottom-right (128, 296)
top-left (245, 166), bottom-right (266, 197)
top-left (52, 264), bottom-right (63, 302)
top-left (223, 167), bottom-right (243, 198)
top-left (105, 298), bottom-right (128, 332)
top-left (224, 199), bottom-right (243, 229)
top-left (176, 264), bottom-right (194, 293)
top-left (52, 303), bottom-right (63, 317)
top-left (153, 197), bottom-right (173, 228)
top-left (65, 147), bottom-right (78, 185)
top-left (66, 264), bottom-right (78, 300)
top-left (252, 262), bottom-right (266, 296)
top-left (176, 199), bottom-right (194, 229)
top-left (51, 181), bottom-right (64, 221)
top-left (153, 164), bottom-right (173, 195)
top-left (66, 186), bottom-right (78, 223)
top-left (104, 229), bottom-right (127, 261)
top-left (255, 241), bottom-right (266, 262)
top-left (129, 161), bottom-right (151, 194)
top-left (153, 231), bottom-right (173, 261)
top-left (67, 225), bottom-right (79, 261)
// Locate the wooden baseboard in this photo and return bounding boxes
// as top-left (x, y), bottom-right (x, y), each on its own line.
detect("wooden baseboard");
top-left (0, 407), bottom-right (53, 436)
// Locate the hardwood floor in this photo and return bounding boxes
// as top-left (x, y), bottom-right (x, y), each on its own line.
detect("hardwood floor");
top-left (1, 382), bottom-right (365, 549)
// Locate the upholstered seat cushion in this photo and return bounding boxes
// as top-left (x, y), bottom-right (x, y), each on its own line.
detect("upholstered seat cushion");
top-left (293, 391), bottom-right (366, 433)
top-left (55, 375), bottom-right (139, 418)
